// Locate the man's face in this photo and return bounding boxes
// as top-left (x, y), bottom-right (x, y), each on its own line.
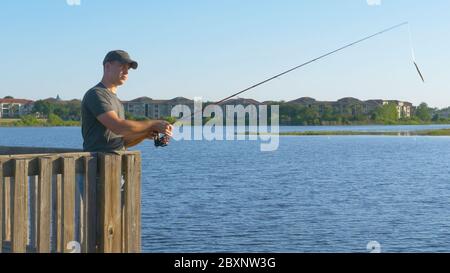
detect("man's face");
top-left (106, 61), bottom-right (130, 86)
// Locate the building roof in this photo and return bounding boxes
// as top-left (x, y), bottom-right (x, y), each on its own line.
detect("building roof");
top-left (289, 97), bottom-right (317, 104)
top-left (169, 97), bottom-right (194, 103)
top-left (219, 98), bottom-right (261, 105)
top-left (129, 96), bottom-right (153, 103)
top-left (0, 98), bottom-right (34, 104)
top-left (337, 97), bottom-right (362, 103)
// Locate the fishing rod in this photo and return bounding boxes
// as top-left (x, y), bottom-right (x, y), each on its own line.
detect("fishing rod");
top-left (154, 21), bottom-right (423, 147)
top-left (408, 23), bottom-right (425, 82)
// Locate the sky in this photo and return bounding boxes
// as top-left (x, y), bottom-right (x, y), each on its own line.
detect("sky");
top-left (0, 0), bottom-right (449, 108)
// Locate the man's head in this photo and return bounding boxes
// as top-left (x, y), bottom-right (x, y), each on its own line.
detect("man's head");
top-left (102, 50), bottom-right (138, 86)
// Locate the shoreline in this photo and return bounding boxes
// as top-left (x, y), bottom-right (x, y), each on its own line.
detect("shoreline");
top-left (243, 128), bottom-right (450, 136)
top-left (3, 124), bottom-right (450, 136)
top-left (2, 123), bottom-right (450, 127)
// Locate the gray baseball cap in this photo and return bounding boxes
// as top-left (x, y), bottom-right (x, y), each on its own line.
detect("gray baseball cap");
top-left (103, 50), bottom-right (138, 69)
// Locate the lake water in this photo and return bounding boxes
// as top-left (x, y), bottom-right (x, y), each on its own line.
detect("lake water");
top-left (2, 125), bottom-right (450, 253)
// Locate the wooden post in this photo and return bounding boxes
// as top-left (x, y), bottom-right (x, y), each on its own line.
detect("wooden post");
top-left (11, 159), bottom-right (28, 253)
top-left (123, 154), bottom-right (142, 253)
top-left (29, 175), bottom-right (38, 249)
top-left (0, 149), bottom-right (141, 253)
top-left (62, 157), bottom-right (76, 253)
top-left (37, 157), bottom-right (52, 253)
top-left (82, 155), bottom-right (97, 253)
top-left (4, 177), bottom-right (11, 244)
top-left (55, 174), bottom-right (63, 252)
top-left (98, 154), bottom-right (122, 253)
top-left (0, 162), bottom-right (3, 253)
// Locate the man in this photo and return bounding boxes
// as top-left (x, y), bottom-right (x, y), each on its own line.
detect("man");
top-left (81, 50), bottom-right (172, 152)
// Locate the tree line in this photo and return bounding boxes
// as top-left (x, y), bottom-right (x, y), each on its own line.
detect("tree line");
top-left (2, 96), bottom-right (448, 126)
top-left (276, 101), bottom-right (438, 125)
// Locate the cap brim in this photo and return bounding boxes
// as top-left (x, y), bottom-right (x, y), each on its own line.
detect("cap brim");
top-left (120, 58), bottom-right (138, 69)
top-left (129, 61), bottom-right (138, 70)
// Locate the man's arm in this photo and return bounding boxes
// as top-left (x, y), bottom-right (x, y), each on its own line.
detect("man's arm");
top-left (97, 111), bottom-right (173, 138)
top-left (123, 131), bottom-right (157, 148)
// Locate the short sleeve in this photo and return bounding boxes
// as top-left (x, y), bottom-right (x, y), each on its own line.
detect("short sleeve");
top-left (84, 89), bottom-right (115, 118)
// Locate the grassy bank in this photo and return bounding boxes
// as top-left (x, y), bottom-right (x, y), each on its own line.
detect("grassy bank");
top-left (0, 115), bottom-right (80, 127)
top-left (414, 129), bottom-right (450, 136)
top-left (0, 118), bottom-right (20, 125)
top-left (244, 128), bottom-right (450, 136)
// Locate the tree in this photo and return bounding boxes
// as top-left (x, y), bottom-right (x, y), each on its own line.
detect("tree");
top-left (432, 114), bottom-right (439, 122)
top-left (47, 114), bottom-right (64, 126)
top-left (320, 105), bottom-right (334, 121)
top-left (373, 103), bottom-right (398, 123)
top-left (415, 103), bottom-right (431, 122)
top-left (32, 100), bottom-right (54, 117)
top-left (4, 96), bottom-right (14, 99)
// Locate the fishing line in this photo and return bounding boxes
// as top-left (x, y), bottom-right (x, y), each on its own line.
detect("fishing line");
top-left (408, 23), bottom-right (417, 62)
top-left (408, 23), bottom-right (425, 82)
top-left (154, 22), bottom-right (422, 146)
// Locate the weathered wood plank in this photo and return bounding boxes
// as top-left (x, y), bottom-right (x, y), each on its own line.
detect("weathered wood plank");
top-left (37, 157), bottom-right (52, 253)
top-left (0, 162), bottom-right (3, 253)
top-left (0, 146), bottom-right (83, 155)
top-left (3, 177), bottom-right (11, 243)
top-left (2, 241), bottom-right (36, 253)
top-left (134, 154), bottom-right (142, 252)
top-left (0, 151), bottom-right (140, 177)
top-left (98, 153), bottom-right (122, 253)
top-left (29, 176), bottom-right (38, 249)
top-left (12, 159), bottom-right (28, 253)
top-left (1, 156), bottom-right (85, 178)
top-left (123, 154), bottom-right (142, 253)
top-left (55, 174), bottom-right (63, 253)
top-left (62, 157), bottom-right (76, 253)
top-left (1, 150), bottom-right (141, 253)
top-left (0, 150), bottom-right (137, 161)
top-left (82, 156), bottom-right (97, 253)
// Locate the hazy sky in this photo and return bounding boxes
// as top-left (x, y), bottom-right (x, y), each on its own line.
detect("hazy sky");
top-left (1, 0), bottom-right (449, 107)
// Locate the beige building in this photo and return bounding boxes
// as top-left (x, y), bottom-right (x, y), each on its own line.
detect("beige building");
top-left (0, 98), bottom-right (34, 118)
top-left (123, 96), bottom-right (414, 120)
top-left (123, 97), bottom-right (194, 119)
top-left (289, 97), bottom-right (413, 119)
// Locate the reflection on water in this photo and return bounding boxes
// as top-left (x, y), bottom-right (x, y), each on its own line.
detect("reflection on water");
top-left (2, 126), bottom-right (450, 252)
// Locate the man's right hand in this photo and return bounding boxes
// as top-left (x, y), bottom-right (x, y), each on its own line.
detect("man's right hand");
top-left (150, 120), bottom-right (173, 137)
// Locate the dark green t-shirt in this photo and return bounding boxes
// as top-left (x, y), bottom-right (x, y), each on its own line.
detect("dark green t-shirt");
top-left (81, 83), bottom-right (125, 152)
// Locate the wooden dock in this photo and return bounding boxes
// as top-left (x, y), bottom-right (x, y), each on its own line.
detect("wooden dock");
top-left (0, 146), bottom-right (141, 253)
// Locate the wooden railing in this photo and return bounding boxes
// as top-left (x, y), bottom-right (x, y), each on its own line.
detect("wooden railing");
top-left (0, 146), bottom-right (141, 253)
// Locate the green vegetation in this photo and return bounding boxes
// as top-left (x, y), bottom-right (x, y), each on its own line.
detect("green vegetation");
top-left (125, 112), bottom-right (177, 124)
top-left (244, 128), bottom-right (450, 137)
top-left (3, 114), bottom-right (80, 127)
top-left (1, 99), bottom-right (82, 127)
top-left (414, 103), bottom-right (432, 122)
top-left (272, 101), bottom-right (444, 126)
top-left (414, 128), bottom-right (450, 136)
top-left (32, 100), bottom-right (81, 121)
top-left (125, 112), bottom-right (150, 121)
top-left (373, 103), bottom-right (398, 124)
top-left (1, 97), bottom-right (449, 128)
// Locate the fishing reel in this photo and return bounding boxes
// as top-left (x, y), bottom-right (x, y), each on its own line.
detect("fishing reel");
top-left (154, 133), bottom-right (169, 147)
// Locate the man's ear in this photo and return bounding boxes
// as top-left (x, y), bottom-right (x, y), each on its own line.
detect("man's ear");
top-left (103, 62), bottom-right (110, 71)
